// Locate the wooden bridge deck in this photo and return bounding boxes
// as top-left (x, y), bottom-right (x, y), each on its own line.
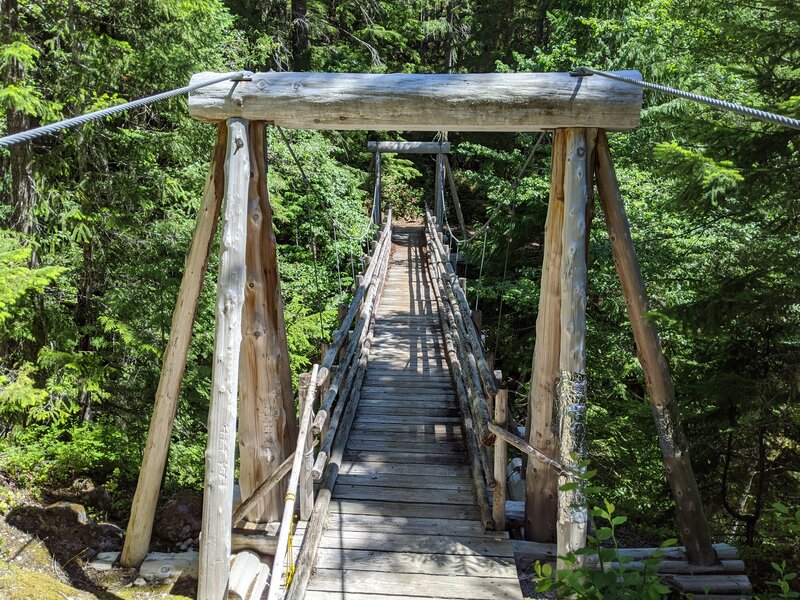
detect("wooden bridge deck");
top-left (305, 225), bottom-right (523, 599)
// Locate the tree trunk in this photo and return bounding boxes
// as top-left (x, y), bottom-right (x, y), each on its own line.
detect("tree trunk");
top-left (2, 0), bottom-right (38, 240)
top-left (291, 0), bottom-right (310, 71)
top-left (237, 122), bottom-right (298, 523)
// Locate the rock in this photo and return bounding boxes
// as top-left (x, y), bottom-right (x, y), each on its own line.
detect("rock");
top-left (45, 501), bottom-right (88, 525)
top-left (154, 492), bottom-right (202, 544)
top-left (133, 576), bottom-right (147, 586)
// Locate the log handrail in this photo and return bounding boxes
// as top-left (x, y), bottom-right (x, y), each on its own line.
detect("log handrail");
top-left (283, 211), bottom-right (392, 600)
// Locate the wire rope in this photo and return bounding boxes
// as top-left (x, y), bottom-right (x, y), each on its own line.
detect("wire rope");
top-left (0, 71), bottom-right (252, 148)
top-left (574, 67), bottom-right (800, 131)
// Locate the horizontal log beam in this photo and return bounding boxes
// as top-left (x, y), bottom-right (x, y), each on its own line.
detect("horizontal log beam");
top-left (188, 72), bottom-right (643, 131)
top-left (367, 141), bottom-right (451, 154)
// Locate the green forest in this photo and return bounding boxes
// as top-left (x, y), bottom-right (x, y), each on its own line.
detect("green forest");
top-left (1, 0), bottom-right (798, 597)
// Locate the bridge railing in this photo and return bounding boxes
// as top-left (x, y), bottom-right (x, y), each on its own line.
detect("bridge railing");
top-left (424, 205), bottom-right (498, 529)
top-left (264, 207), bottom-right (392, 600)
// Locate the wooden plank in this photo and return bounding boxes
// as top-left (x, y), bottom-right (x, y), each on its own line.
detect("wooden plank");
top-left (197, 117), bottom-right (249, 600)
top-left (346, 439), bottom-right (464, 454)
top-left (314, 548), bottom-right (516, 578)
top-left (357, 398), bottom-right (457, 408)
top-left (333, 485), bottom-right (473, 506)
top-left (305, 593), bottom-right (470, 600)
top-left (324, 513), bottom-right (486, 536)
top-left (121, 124), bottom-right (227, 568)
top-left (368, 141), bottom-right (451, 154)
top-left (309, 569), bottom-right (522, 599)
top-left (354, 414), bottom-right (462, 425)
top-left (189, 71), bottom-right (643, 132)
top-left (342, 451), bottom-right (466, 465)
top-left (351, 422), bottom-right (464, 435)
top-left (329, 499), bottom-right (480, 521)
top-left (340, 461), bottom-right (470, 477)
top-left (348, 429), bottom-right (463, 443)
top-left (356, 406), bottom-right (460, 417)
top-left (336, 473), bottom-right (472, 490)
top-left (317, 531), bottom-right (514, 557)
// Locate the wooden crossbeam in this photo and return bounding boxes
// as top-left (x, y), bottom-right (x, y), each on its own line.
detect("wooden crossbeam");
top-left (188, 71), bottom-right (643, 131)
top-left (367, 141), bottom-right (451, 154)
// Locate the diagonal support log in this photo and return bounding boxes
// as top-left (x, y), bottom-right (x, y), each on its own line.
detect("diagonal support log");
top-left (595, 131), bottom-right (716, 566)
top-left (120, 124), bottom-right (227, 568)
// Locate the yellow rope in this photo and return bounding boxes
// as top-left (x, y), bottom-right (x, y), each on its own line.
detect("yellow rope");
top-left (284, 492), bottom-right (298, 588)
top-left (285, 515), bottom-right (297, 588)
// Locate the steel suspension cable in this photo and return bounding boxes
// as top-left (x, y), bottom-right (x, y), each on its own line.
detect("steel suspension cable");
top-left (574, 67), bottom-right (800, 131)
top-left (0, 71), bottom-right (252, 148)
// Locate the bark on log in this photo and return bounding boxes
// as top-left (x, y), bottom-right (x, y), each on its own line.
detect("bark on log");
top-left (188, 71), bottom-right (644, 131)
top-left (198, 118), bottom-right (250, 599)
top-left (556, 128), bottom-right (590, 569)
top-left (238, 121), bottom-right (297, 524)
top-left (121, 124), bottom-right (227, 568)
top-left (524, 128), bottom-right (566, 544)
top-left (595, 131), bottom-right (716, 566)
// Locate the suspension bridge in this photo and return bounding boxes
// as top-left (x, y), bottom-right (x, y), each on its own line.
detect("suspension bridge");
top-left (6, 69), bottom-right (785, 599)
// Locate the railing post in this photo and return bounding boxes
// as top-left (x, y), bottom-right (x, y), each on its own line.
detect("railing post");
top-left (374, 151), bottom-right (382, 227)
top-left (493, 388), bottom-right (508, 530)
top-left (298, 372), bottom-right (314, 521)
top-left (434, 152), bottom-right (445, 228)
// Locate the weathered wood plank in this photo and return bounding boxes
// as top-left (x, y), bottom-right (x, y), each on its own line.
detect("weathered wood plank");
top-left (329, 499), bottom-right (480, 521)
top-left (342, 451), bottom-right (466, 465)
top-left (346, 439), bottom-right (465, 453)
top-left (188, 71), bottom-right (643, 132)
top-left (314, 548), bottom-right (516, 578)
top-left (339, 461), bottom-right (471, 477)
top-left (309, 569), bottom-right (522, 599)
top-left (317, 531), bottom-right (514, 557)
top-left (333, 485), bottom-right (474, 505)
top-left (335, 473), bottom-right (472, 490)
top-left (324, 513), bottom-right (486, 536)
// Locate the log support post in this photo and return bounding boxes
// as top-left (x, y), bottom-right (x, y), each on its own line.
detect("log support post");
top-left (238, 121), bottom-right (298, 524)
top-left (555, 127), bottom-right (592, 569)
top-left (197, 117), bottom-right (250, 599)
top-left (595, 131), bottom-right (716, 566)
top-left (444, 155), bottom-right (467, 235)
top-left (434, 152), bottom-right (445, 228)
top-left (493, 388), bottom-right (509, 530)
top-left (525, 129), bottom-right (566, 543)
top-left (373, 151), bottom-right (382, 227)
top-left (121, 124), bottom-right (227, 568)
